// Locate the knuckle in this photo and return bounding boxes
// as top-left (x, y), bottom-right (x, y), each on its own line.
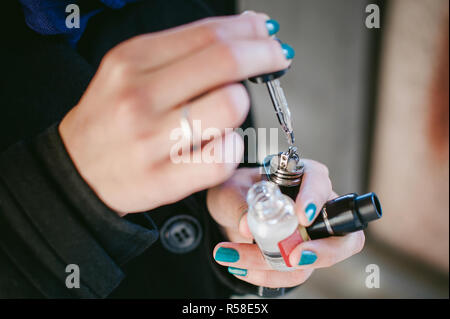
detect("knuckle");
top-left (257, 12), bottom-right (271, 21)
top-left (104, 46), bottom-right (135, 78)
top-left (240, 12), bottom-right (270, 36)
top-left (221, 84), bottom-right (250, 124)
top-left (214, 41), bottom-right (240, 75)
top-left (268, 39), bottom-right (285, 63)
top-left (245, 14), bottom-right (262, 38)
top-left (117, 86), bottom-right (143, 111)
top-left (199, 21), bottom-right (225, 44)
top-left (114, 88), bottom-right (147, 131)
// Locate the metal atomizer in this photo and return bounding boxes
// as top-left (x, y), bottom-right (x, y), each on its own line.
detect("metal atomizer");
top-left (262, 146), bottom-right (304, 200)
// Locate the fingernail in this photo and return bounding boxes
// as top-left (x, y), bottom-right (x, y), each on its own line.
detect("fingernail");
top-left (298, 250), bottom-right (317, 266)
top-left (265, 19), bottom-right (280, 36)
top-left (228, 267), bottom-right (247, 276)
top-left (305, 203), bottom-right (317, 222)
top-left (215, 247), bottom-right (240, 262)
top-left (281, 43), bottom-right (295, 60)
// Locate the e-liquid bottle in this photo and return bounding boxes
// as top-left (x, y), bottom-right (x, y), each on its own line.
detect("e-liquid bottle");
top-left (246, 181), bottom-right (299, 272)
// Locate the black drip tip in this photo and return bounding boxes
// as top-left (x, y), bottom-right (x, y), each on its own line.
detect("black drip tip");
top-left (355, 192), bottom-right (382, 223)
top-left (306, 192), bottom-right (382, 240)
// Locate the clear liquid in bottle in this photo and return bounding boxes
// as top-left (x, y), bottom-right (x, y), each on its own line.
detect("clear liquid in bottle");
top-left (246, 181), bottom-right (299, 271)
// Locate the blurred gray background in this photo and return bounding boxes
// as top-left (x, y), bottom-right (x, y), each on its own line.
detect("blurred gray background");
top-left (231, 0), bottom-right (449, 299)
top-left (243, 0), bottom-right (372, 196)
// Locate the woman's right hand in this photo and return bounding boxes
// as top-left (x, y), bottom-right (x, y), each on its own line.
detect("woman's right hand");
top-left (59, 12), bottom-right (292, 216)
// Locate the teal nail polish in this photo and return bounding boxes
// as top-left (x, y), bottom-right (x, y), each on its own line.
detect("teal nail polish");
top-left (228, 267), bottom-right (247, 276)
top-left (215, 247), bottom-right (239, 263)
top-left (305, 203), bottom-right (317, 222)
top-left (265, 19), bottom-right (280, 36)
top-left (281, 43), bottom-right (295, 59)
top-left (298, 250), bottom-right (317, 266)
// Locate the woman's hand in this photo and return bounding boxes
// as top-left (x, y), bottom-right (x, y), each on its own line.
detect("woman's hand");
top-left (59, 12), bottom-right (292, 215)
top-left (207, 161), bottom-right (365, 288)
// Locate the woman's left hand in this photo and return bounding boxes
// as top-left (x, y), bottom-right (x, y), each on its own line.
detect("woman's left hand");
top-left (206, 161), bottom-right (365, 288)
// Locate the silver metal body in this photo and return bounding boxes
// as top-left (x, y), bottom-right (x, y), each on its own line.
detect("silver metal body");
top-left (265, 146), bottom-right (304, 187)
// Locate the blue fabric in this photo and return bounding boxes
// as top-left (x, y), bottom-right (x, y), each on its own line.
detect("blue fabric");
top-left (19, 0), bottom-right (141, 46)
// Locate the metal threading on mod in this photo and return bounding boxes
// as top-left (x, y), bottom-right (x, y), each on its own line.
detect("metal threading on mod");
top-left (264, 146), bottom-right (304, 187)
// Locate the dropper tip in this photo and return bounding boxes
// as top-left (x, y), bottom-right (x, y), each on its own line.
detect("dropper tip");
top-left (287, 132), bottom-right (295, 145)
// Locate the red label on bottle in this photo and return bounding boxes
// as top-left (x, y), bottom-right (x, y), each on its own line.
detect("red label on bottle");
top-left (277, 228), bottom-right (304, 267)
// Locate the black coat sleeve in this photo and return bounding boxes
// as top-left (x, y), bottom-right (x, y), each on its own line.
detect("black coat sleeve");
top-left (0, 124), bottom-right (158, 298)
top-left (0, 0), bottom-right (264, 298)
top-left (0, 125), bottom-right (260, 299)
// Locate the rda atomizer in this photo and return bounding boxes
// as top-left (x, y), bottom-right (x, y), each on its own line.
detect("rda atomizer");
top-left (262, 146), bottom-right (304, 200)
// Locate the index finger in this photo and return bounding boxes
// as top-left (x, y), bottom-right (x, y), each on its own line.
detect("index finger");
top-left (113, 12), bottom-right (273, 71)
